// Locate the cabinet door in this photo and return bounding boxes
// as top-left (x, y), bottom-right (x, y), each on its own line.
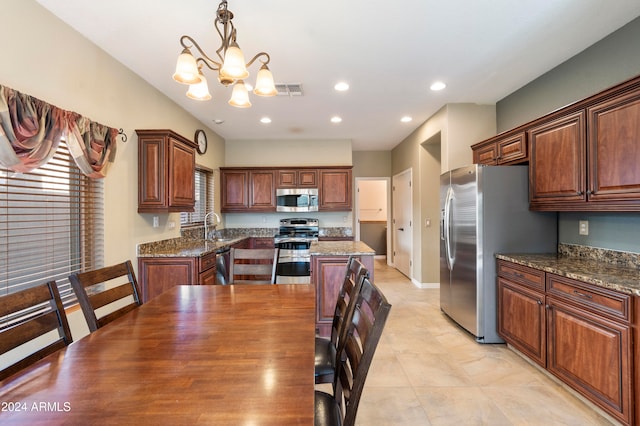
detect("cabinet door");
top-left (138, 135), bottom-right (166, 210)
top-left (313, 256), bottom-right (351, 337)
top-left (277, 170), bottom-right (297, 188)
top-left (319, 169), bottom-right (352, 211)
top-left (529, 111), bottom-right (586, 205)
top-left (199, 267), bottom-right (217, 285)
top-left (547, 297), bottom-right (631, 425)
top-left (297, 170), bottom-right (318, 187)
top-left (221, 170), bottom-right (249, 211)
top-left (498, 277), bottom-right (546, 367)
top-left (249, 171), bottom-right (275, 210)
top-left (588, 89), bottom-right (640, 204)
top-left (473, 142), bottom-right (497, 165)
top-left (138, 257), bottom-right (196, 302)
top-left (168, 137), bottom-right (196, 209)
top-left (496, 132), bottom-right (527, 164)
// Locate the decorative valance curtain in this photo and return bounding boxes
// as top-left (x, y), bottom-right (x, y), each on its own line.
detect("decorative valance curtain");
top-left (0, 84), bottom-right (119, 178)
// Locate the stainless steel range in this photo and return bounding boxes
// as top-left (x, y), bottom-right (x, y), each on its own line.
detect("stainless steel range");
top-left (274, 218), bottom-right (318, 284)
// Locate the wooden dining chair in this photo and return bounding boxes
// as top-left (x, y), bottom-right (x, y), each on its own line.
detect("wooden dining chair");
top-left (69, 260), bottom-right (141, 332)
top-left (315, 256), bottom-right (368, 384)
top-left (0, 281), bottom-right (73, 381)
top-left (314, 276), bottom-right (392, 426)
top-left (228, 247), bottom-right (278, 284)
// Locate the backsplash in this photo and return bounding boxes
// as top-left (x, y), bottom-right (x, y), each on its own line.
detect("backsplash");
top-left (559, 243), bottom-right (640, 269)
top-left (180, 226), bottom-right (353, 239)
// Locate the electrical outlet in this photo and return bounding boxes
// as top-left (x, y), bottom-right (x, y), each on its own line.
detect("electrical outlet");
top-left (579, 220), bottom-right (589, 235)
top-left (152, 216), bottom-right (159, 228)
top-left (168, 221), bottom-right (176, 229)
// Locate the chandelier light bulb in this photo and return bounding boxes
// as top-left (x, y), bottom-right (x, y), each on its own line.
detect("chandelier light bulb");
top-left (221, 43), bottom-right (249, 80)
top-left (253, 65), bottom-right (277, 97)
top-left (228, 80), bottom-right (252, 108)
top-left (186, 72), bottom-right (212, 100)
top-left (173, 49), bottom-right (201, 85)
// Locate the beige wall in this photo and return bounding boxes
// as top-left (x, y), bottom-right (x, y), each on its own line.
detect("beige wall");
top-left (391, 104), bottom-right (496, 285)
top-left (1, 0), bottom-right (225, 271)
top-left (225, 139), bottom-right (352, 166)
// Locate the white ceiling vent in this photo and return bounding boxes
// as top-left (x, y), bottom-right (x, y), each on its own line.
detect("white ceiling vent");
top-left (275, 83), bottom-right (303, 96)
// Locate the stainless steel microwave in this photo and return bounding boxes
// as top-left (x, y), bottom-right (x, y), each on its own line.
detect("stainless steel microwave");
top-left (276, 188), bottom-right (318, 212)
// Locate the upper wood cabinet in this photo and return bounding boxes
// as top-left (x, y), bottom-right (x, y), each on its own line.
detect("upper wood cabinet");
top-left (587, 89), bottom-right (640, 204)
top-left (529, 111), bottom-right (586, 206)
top-left (472, 131), bottom-right (527, 165)
top-left (529, 80), bottom-right (640, 211)
top-left (220, 169), bottom-right (276, 212)
top-left (277, 169), bottom-right (318, 188)
top-left (136, 129), bottom-right (197, 213)
top-left (221, 166), bottom-right (352, 212)
top-left (319, 168), bottom-right (352, 211)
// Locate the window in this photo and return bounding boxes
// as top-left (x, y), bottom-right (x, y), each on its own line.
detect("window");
top-left (181, 165), bottom-right (214, 226)
top-left (0, 141), bottom-right (104, 307)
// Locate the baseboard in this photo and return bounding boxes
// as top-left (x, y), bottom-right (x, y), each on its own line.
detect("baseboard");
top-left (412, 279), bottom-right (439, 289)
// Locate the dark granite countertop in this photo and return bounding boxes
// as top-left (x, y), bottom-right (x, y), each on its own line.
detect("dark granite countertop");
top-left (496, 248), bottom-right (640, 296)
top-left (137, 237), bottom-right (244, 258)
top-left (137, 237), bottom-right (374, 259)
top-left (309, 241), bottom-right (375, 256)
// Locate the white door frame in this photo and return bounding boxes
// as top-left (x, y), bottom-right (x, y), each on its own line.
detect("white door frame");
top-left (354, 177), bottom-right (391, 265)
top-left (392, 168), bottom-right (413, 278)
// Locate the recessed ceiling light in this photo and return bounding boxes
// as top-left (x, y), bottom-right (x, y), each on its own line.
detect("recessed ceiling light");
top-left (430, 81), bottom-right (446, 91)
top-left (213, 119), bottom-right (225, 125)
top-left (331, 116), bottom-right (342, 123)
top-left (334, 82), bottom-right (349, 91)
top-left (260, 117), bottom-right (272, 124)
top-left (401, 116), bottom-right (412, 123)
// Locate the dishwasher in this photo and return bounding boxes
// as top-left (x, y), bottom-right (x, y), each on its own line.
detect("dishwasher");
top-left (215, 247), bottom-right (230, 285)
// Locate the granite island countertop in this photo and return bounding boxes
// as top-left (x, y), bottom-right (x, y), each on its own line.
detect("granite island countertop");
top-left (497, 245), bottom-right (640, 296)
top-left (309, 240), bottom-right (375, 256)
top-left (137, 237), bottom-right (375, 258)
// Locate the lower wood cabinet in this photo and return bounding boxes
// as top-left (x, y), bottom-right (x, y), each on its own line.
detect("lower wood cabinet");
top-left (312, 254), bottom-right (374, 337)
top-left (497, 259), bottom-right (633, 425)
top-left (138, 252), bottom-right (217, 302)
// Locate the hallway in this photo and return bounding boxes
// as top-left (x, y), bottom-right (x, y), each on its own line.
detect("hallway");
top-left (349, 259), bottom-right (617, 425)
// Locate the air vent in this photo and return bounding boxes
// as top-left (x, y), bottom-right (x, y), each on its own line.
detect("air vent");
top-left (275, 83), bottom-right (303, 96)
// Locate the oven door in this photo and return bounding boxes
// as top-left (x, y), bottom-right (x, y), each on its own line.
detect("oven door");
top-left (275, 240), bottom-right (311, 284)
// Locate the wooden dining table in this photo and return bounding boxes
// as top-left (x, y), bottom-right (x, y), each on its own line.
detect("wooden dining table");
top-left (0, 284), bottom-right (316, 425)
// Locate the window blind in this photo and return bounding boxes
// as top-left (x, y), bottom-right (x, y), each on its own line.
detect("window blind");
top-left (181, 166), bottom-right (214, 225)
top-left (0, 140), bottom-right (104, 308)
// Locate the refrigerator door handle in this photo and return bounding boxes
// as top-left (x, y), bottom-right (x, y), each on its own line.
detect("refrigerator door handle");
top-left (444, 188), bottom-right (455, 271)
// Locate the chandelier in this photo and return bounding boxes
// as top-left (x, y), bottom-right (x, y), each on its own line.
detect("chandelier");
top-left (172, 0), bottom-right (277, 108)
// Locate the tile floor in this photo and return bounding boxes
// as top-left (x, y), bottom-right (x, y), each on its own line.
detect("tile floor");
top-left (330, 259), bottom-right (619, 425)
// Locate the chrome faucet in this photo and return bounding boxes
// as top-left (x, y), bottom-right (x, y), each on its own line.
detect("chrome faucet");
top-left (204, 211), bottom-right (221, 240)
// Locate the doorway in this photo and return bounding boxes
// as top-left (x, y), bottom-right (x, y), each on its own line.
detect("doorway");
top-left (392, 168), bottom-right (413, 279)
top-left (355, 178), bottom-right (391, 264)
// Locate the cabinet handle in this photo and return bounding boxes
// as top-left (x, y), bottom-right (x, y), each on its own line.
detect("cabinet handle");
top-left (537, 300), bottom-right (542, 305)
top-left (586, 190), bottom-right (593, 195)
top-left (576, 191), bottom-right (584, 195)
top-left (513, 272), bottom-right (524, 278)
top-left (545, 304), bottom-right (550, 310)
top-left (573, 290), bottom-right (593, 299)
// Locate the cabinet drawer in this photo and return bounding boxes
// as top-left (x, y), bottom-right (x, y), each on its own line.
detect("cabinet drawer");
top-left (497, 260), bottom-right (545, 291)
top-left (546, 273), bottom-right (630, 323)
top-left (199, 252), bottom-right (217, 272)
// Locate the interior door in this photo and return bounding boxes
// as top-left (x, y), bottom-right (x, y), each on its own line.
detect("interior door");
top-left (392, 169), bottom-right (412, 278)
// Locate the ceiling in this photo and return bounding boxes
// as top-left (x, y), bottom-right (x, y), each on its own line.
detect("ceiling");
top-left (36, 0), bottom-right (640, 151)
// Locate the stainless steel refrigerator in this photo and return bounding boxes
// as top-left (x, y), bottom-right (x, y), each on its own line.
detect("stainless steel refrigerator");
top-left (440, 164), bottom-right (557, 343)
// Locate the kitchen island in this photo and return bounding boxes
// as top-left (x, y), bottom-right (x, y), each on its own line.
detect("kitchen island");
top-left (309, 240), bottom-right (376, 336)
top-left (137, 236), bottom-right (376, 336)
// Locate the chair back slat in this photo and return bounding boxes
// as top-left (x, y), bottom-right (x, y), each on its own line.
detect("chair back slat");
top-left (0, 281), bottom-right (72, 381)
top-left (229, 248), bottom-right (278, 284)
top-left (69, 260), bottom-right (141, 332)
top-left (334, 276), bottom-right (391, 426)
